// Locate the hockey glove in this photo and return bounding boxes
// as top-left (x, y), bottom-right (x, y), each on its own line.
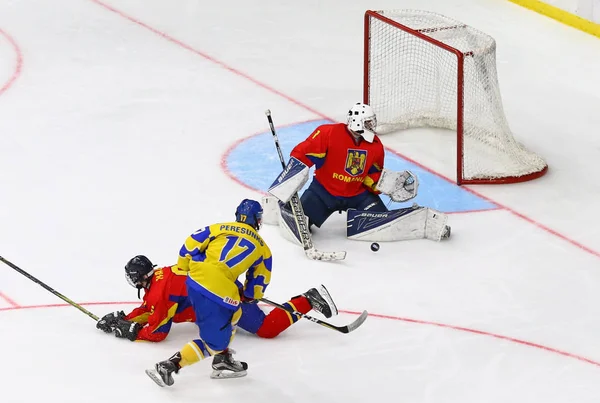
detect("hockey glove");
top-left (113, 318), bottom-right (143, 341)
top-left (240, 292), bottom-right (257, 304)
top-left (96, 311), bottom-right (126, 333)
top-left (237, 285), bottom-right (257, 304)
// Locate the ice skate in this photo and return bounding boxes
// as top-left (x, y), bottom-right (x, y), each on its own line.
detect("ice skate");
top-left (145, 352), bottom-right (181, 387)
top-left (304, 284), bottom-right (338, 318)
top-left (210, 349), bottom-right (248, 379)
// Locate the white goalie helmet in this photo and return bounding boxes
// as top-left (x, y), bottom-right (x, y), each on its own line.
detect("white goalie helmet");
top-left (346, 102), bottom-right (377, 143)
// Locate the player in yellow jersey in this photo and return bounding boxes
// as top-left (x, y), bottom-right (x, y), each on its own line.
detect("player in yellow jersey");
top-left (145, 199), bottom-right (272, 386)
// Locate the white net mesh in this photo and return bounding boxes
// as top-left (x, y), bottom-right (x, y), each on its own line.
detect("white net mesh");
top-left (366, 10), bottom-right (547, 183)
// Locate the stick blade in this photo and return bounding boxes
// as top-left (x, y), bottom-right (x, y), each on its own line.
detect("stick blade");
top-left (305, 247), bottom-right (346, 261)
top-left (344, 310), bottom-right (368, 333)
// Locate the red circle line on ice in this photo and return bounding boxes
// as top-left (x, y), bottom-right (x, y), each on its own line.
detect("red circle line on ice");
top-left (0, 28), bottom-right (23, 96)
top-left (0, 300), bottom-right (599, 369)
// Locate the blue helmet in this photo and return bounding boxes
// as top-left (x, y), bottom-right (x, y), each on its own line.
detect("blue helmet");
top-left (235, 199), bottom-right (263, 230)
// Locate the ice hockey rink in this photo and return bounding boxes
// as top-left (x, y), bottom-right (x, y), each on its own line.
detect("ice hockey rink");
top-left (1, 0), bottom-right (600, 402)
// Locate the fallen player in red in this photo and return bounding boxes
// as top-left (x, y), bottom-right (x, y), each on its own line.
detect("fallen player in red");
top-left (96, 255), bottom-right (338, 342)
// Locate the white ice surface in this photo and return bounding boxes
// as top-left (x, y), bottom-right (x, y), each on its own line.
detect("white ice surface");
top-left (1, 1), bottom-right (600, 402)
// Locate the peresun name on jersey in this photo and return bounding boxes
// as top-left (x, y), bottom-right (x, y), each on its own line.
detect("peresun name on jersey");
top-left (219, 224), bottom-right (264, 246)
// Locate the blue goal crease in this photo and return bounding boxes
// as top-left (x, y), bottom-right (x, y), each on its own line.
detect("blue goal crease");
top-left (225, 119), bottom-right (497, 214)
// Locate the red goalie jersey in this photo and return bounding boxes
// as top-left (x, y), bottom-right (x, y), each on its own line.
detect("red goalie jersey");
top-left (290, 123), bottom-right (385, 197)
top-left (124, 265), bottom-right (194, 342)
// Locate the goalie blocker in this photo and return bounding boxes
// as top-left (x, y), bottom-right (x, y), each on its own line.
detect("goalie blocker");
top-left (268, 157), bottom-right (309, 204)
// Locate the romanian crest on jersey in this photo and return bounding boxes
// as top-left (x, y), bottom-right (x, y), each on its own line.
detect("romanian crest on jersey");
top-left (345, 149), bottom-right (367, 176)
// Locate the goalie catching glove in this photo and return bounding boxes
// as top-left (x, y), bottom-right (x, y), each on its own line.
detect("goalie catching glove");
top-left (376, 169), bottom-right (419, 202)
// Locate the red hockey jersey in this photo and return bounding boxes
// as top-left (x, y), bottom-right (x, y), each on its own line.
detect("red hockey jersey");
top-left (125, 265), bottom-right (195, 342)
top-left (290, 123), bottom-right (385, 197)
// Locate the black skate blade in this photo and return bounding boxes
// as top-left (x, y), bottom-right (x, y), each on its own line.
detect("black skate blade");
top-left (210, 369), bottom-right (248, 379)
top-left (145, 368), bottom-right (167, 387)
top-left (318, 284), bottom-right (338, 317)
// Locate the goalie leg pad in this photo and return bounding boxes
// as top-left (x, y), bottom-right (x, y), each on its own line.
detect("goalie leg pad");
top-left (277, 201), bottom-right (306, 246)
top-left (347, 206), bottom-right (449, 242)
top-left (268, 157), bottom-right (309, 203)
top-left (261, 195), bottom-right (280, 226)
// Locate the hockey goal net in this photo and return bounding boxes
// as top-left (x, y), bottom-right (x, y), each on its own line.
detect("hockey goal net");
top-left (364, 10), bottom-right (548, 185)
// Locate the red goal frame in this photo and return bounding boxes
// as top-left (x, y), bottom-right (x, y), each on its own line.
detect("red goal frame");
top-left (363, 10), bottom-right (548, 185)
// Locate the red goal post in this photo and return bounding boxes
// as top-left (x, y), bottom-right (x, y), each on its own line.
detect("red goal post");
top-left (363, 10), bottom-right (548, 185)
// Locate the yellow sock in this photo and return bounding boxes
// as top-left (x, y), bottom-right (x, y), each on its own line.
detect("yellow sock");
top-left (179, 341), bottom-right (206, 367)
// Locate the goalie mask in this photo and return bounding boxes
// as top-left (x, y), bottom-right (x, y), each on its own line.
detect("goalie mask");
top-left (346, 103), bottom-right (377, 143)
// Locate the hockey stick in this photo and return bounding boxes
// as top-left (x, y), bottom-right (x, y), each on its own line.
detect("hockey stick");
top-left (260, 297), bottom-right (368, 334)
top-left (0, 255), bottom-right (99, 321)
top-left (264, 110), bottom-right (346, 261)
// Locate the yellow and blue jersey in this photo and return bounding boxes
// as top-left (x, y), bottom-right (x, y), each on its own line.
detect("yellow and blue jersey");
top-left (177, 222), bottom-right (272, 310)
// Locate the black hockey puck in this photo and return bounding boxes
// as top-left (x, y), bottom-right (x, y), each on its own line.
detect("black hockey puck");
top-left (370, 242), bottom-right (380, 252)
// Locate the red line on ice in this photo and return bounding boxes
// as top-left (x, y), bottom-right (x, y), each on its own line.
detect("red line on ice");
top-left (220, 132), bottom-right (269, 196)
top-left (0, 300), bottom-right (128, 312)
top-left (0, 292), bottom-right (19, 307)
top-left (2, 301), bottom-right (600, 368)
top-left (0, 28), bottom-right (23, 96)
top-left (352, 310), bottom-right (600, 368)
top-left (89, 0), bottom-right (327, 120)
top-left (87, 0), bottom-right (600, 259)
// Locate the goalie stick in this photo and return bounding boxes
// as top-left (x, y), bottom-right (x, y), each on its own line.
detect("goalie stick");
top-left (260, 297), bottom-right (368, 334)
top-left (265, 110), bottom-right (346, 261)
top-left (0, 255), bottom-right (99, 321)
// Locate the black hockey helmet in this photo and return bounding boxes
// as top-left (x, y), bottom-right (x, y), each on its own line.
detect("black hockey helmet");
top-left (124, 255), bottom-right (156, 296)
